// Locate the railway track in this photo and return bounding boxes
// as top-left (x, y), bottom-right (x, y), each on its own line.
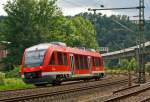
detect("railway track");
top-left (0, 80), bottom-right (84, 93)
top-left (0, 75), bottom-right (126, 97)
top-left (0, 76), bottom-right (133, 102)
top-left (0, 74), bottom-right (131, 93)
top-left (102, 82), bottom-right (150, 102)
top-left (140, 97), bottom-right (150, 102)
top-left (112, 84), bottom-right (140, 94)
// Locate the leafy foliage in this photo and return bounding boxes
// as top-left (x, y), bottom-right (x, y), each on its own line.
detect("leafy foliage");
top-left (127, 58), bottom-right (138, 71)
top-left (71, 16), bottom-right (98, 49)
top-left (1, 1), bottom-right (149, 71)
top-left (1, 0), bottom-right (98, 70)
top-left (78, 12), bottom-right (150, 51)
top-left (5, 66), bottom-right (21, 78)
top-left (0, 78), bottom-right (33, 90)
top-left (119, 59), bottom-right (129, 70)
top-left (0, 72), bottom-right (5, 85)
top-left (146, 63), bottom-right (150, 75)
top-left (0, 16), bottom-right (6, 41)
top-left (3, 0), bottom-right (61, 68)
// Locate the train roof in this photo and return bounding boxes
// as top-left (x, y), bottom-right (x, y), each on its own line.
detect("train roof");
top-left (26, 43), bottom-right (51, 51)
top-left (26, 43), bottom-right (101, 57)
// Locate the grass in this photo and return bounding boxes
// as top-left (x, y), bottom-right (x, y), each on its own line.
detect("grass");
top-left (106, 69), bottom-right (128, 74)
top-left (0, 78), bottom-right (34, 90)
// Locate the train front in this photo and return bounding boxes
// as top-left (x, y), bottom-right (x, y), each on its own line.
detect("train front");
top-left (21, 44), bottom-right (50, 85)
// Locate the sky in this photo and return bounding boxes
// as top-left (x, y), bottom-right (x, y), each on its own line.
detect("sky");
top-left (0, 0), bottom-right (150, 19)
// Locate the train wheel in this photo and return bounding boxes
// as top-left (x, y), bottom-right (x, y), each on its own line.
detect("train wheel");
top-left (52, 76), bottom-right (62, 86)
top-left (52, 82), bottom-right (56, 86)
top-left (84, 79), bottom-right (88, 82)
top-left (34, 84), bottom-right (47, 87)
top-left (52, 80), bottom-right (61, 86)
top-left (95, 78), bottom-right (100, 81)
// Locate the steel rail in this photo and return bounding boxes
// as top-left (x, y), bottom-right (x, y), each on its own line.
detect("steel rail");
top-left (104, 83), bottom-right (150, 102)
top-left (140, 97), bottom-right (150, 102)
top-left (0, 75), bottom-right (130, 93)
top-left (113, 84), bottom-right (140, 94)
top-left (0, 80), bottom-right (87, 93)
top-left (0, 79), bottom-right (131, 102)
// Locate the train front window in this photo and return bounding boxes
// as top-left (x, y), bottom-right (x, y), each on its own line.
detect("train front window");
top-left (24, 49), bottom-right (46, 67)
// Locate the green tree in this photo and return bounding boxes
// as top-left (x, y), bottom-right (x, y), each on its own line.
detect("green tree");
top-left (79, 13), bottom-right (140, 51)
top-left (128, 58), bottom-right (138, 71)
top-left (146, 63), bottom-right (150, 76)
top-left (119, 59), bottom-right (129, 70)
top-left (0, 16), bottom-right (6, 41)
top-left (3, 0), bottom-right (61, 70)
top-left (2, 0), bottom-right (98, 70)
top-left (127, 58), bottom-right (137, 86)
top-left (71, 16), bottom-right (99, 49)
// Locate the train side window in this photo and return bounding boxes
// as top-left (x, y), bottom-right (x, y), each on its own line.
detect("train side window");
top-left (98, 58), bottom-right (100, 66)
top-left (98, 58), bottom-right (101, 66)
top-left (49, 52), bottom-right (55, 65)
top-left (95, 58), bottom-right (97, 66)
top-left (84, 56), bottom-right (88, 69)
top-left (57, 52), bottom-right (63, 65)
top-left (80, 55), bottom-right (84, 69)
top-left (96, 58), bottom-right (99, 67)
top-left (92, 57), bottom-right (96, 66)
top-left (75, 54), bottom-right (79, 69)
top-left (99, 58), bottom-right (103, 66)
top-left (63, 53), bottom-right (68, 65)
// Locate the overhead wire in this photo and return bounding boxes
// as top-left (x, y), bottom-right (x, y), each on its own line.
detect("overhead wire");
top-left (60, 0), bottom-right (100, 16)
top-left (145, 0), bottom-right (149, 8)
top-left (60, 0), bottom-right (83, 7)
top-left (61, 0), bottom-right (103, 9)
top-left (62, 0), bottom-right (89, 8)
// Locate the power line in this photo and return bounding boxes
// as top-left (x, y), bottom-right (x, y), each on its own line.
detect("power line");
top-left (145, 0), bottom-right (149, 8)
top-left (111, 19), bottom-right (135, 33)
top-left (62, 0), bottom-right (84, 7)
top-left (62, 0), bottom-right (93, 8)
top-left (88, 6), bottom-right (143, 11)
top-left (60, 0), bottom-right (104, 9)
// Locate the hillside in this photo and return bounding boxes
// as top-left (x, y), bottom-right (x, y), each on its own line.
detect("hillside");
top-left (77, 13), bottom-right (150, 51)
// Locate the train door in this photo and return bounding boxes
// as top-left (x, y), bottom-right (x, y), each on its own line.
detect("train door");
top-left (88, 56), bottom-right (92, 74)
top-left (69, 54), bottom-right (75, 75)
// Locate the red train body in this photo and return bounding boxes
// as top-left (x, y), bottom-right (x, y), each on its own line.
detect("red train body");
top-left (21, 42), bottom-right (105, 86)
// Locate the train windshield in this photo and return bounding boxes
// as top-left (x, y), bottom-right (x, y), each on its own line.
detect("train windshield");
top-left (24, 49), bottom-right (46, 67)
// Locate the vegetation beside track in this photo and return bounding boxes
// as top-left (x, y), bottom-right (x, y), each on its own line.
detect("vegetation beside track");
top-left (106, 69), bottom-right (128, 75)
top-left (0, 78), bottom-right (33, 90)
top-left (0, 66), bottom-right (33, 91)
top-left (0, 72), bottom-right (5, 85)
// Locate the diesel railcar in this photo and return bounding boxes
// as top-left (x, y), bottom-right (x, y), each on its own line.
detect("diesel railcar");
top-left (21, 42), bottom-right (105, 86)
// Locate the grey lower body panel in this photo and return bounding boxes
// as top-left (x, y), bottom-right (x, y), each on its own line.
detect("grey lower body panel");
top-left (23, 73), bottom-right (105, 85)
top-left (23, 75), bottom-right (56, 84)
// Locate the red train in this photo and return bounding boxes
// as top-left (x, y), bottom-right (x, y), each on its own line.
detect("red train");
top-left (21, 42), bottom-right (105, 86)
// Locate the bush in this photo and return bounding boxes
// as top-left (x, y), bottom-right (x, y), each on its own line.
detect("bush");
top-left (0, 78), bottom-right (33, 90)
top-left (146, 63), bottom-right (150, 75)
top-left (106, 69), bottom-right (128, 74)
top-left (0, 72), bottom-right (5, 85)
top-left (5, 66), bottom-right (21, 78)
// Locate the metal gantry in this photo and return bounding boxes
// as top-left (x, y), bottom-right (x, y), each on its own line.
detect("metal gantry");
top-left (138, 0), bottom-right (145, 83)
top-left (88, 0), bottom-right (146, 83)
